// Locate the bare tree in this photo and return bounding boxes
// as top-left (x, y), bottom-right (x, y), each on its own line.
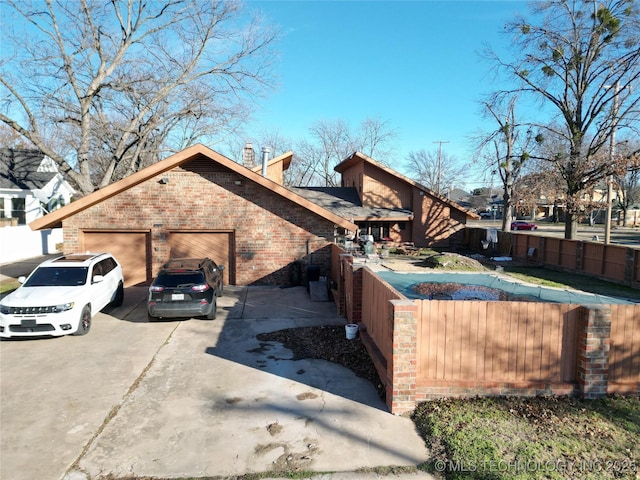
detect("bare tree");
top-left (476, 96), bottom-right (544, 230)
top-left (355, 116), bottom-right (398, 162)
top-left (0, 0), bottom-right (278, 196)
top-left (489, 0), bottom-right (640, 239)
top-left (515, 163), bottom-right (566, 221)
top-left (405, 149), bottom-right (467, 196)
top-left (614, 140), bottom-right (640, 224)
top-left (287, 117), bottom-right (397, 187)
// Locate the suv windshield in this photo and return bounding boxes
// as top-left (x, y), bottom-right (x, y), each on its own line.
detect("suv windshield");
top-left (156, 271), bottom-right (205, 288)
top-left (23, 267), bottom-right (89, 287)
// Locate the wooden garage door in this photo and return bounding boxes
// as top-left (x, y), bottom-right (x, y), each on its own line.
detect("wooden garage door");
top-left (82, 231), bottom-right (150, 287)
top-left (168, 231), bottom-right (233, 285)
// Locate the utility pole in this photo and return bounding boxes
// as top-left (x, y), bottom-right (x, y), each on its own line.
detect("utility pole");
top-left (433, 140), bottom-right (449, 195)
top-left (604, 82), bottom-right (619, 245)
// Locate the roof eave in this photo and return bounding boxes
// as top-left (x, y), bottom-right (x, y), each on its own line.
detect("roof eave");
top-left (29, 145), bottom-right (357, 233)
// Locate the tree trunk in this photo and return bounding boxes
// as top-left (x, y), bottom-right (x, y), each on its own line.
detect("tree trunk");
top-left (564, 211), bottom-right (578, 239)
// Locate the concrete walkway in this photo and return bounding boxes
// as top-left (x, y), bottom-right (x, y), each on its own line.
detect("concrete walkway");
top-left (1, 283), bottom-right (433, 480)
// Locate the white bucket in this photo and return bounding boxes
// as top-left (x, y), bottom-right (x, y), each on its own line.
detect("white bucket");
top-left (345, 324), bottom-right (358, 340)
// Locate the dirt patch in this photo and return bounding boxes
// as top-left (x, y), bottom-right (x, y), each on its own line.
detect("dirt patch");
top-left (381, 251), bottom-right (489, 272)
top-left (296, 392), bottom-right (318, 401)
top-left (257, 325), bottom-right (385, 400)
top-left (254, 439), bottom-right (319, 472)
top-left (266, 422), bottom-right (283, 436)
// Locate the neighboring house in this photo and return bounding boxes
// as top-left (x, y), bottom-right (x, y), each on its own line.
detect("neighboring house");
top-left (294, 152), bottom-right (478, 248)
top-left (0, 148), bottom-right (75, 225)
top-left (30, 145), bottom-right (357, 287)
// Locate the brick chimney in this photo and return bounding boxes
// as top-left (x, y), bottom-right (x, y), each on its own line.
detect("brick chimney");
top-left (242, 142), bottom-right (255, 167)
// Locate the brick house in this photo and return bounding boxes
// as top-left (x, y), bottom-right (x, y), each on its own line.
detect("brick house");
top-left (295, 152), bottom-right (477, 248)
top-left (30, 145), bottom-right (357, 286)
top-left (30, 145), bottom-right (475, 287)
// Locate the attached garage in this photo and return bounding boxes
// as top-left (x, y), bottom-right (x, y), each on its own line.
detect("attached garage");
top-left (168, 231), bottom-right (234, 285)
top-left (81, 230), bottom-right (150, 287)
top-left (29, 145), bottom-right (358, 287)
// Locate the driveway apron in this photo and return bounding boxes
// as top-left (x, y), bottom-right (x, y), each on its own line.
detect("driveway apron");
top-left (1, 286), bottom-right (428, 480)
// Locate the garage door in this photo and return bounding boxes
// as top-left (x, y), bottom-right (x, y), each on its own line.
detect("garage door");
top-left (168, 231), bottom-right (233, 285)
top-left (82, 231), bottom-right (150, 286)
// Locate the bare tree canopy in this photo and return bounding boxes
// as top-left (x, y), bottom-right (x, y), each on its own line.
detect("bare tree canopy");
top-left (0, 0), bottom-right (279, 196)
top-left (475, 95), bottom-right (544, 230)
top-left (490, 0), bottom-right (640, 239)
top-left (405, 148), bottom-right (467, 196)
top-left (252, 117), bottom-right (397, 187)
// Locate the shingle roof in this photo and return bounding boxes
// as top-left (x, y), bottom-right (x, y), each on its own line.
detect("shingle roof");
top-left (291, 187), bottom-right (414, 221)
top-left (0, 148), bottom-right (56, 190)
top-left (29, 144), bottom-right (359, 232)
top-left (335, 152), bottom-right (479, 219)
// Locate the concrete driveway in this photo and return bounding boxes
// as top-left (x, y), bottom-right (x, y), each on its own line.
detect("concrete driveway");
top-left (0, 285), bottom-right (431, 480)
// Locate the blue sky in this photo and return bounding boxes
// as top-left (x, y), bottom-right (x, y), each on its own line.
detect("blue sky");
top-left (242, 0), bottom-right (530, 189)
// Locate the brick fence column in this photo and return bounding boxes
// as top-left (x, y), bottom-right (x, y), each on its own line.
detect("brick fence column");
top-left (577, 305), bottom-right (612, 399)
top-left (388, 299), bottom-right (418, 414)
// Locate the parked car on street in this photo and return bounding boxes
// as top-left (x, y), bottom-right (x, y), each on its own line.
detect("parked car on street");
top-left (0, 253), bottom-right (124, 338)
top-left (511, 221), bottom-right (538, 231)
top-left (147, 258), bottom-right (224, 321)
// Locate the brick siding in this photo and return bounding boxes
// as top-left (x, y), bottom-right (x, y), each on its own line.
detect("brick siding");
top-left (63, 166), bottom-right (336, 285)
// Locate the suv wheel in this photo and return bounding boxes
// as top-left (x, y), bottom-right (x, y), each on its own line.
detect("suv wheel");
top-left (73, 305), bottom-right (92, 336)
top-left (206, 297), bottom-right (217, 320)
top-left (112, 282), bottom-right (124, 307)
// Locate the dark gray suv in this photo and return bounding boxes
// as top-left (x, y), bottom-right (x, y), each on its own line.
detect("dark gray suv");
top-left (147, 258), bottom-right (224, 321)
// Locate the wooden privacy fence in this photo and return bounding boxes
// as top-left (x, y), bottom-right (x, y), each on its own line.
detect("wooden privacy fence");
top-left (466, 227), bottom-right (640, 288)
top-left (333, 249), bottom-right (640, 414)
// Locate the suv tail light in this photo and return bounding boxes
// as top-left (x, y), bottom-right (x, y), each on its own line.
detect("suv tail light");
top-left (191, 284), bottom-right (209, 292)
top-left (149, 285), bottom-right (165, 293)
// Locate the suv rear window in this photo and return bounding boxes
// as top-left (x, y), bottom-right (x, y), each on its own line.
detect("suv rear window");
top-left (155, 271), bottom-right (205, 288)
top-left (24, 267), bottom-right (89, 287)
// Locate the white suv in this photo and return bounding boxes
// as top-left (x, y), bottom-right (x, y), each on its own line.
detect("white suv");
top-left (0, 253), bottom-right (124, 338)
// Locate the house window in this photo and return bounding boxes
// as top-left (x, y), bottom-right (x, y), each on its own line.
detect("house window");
top-left (398, 222), bottom-right (406, 231)
top-left (11, 198), bottom-right (25, 225)
top-left (0, 198), bottom-right (4, 219)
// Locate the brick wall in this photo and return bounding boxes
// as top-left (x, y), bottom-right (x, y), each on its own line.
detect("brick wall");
top-left (63, 165), bottom-right (336, 285)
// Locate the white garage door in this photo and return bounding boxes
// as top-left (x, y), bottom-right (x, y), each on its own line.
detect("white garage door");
top-left (82, 231), bottom-right (150, 286)
top-left (168, 231), bottom-right (233, 285)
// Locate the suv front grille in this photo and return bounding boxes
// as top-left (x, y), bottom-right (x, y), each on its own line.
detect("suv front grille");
top-left (4, 306), bottom-right (59, 315)
top-left (10, 324), bottom-right (56, 333)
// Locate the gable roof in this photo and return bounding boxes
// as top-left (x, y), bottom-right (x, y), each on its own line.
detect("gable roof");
top-left (250, 151), bottom-right (293, 174)
top-left (292, 187), bottom-right (414, 222)
top-left (335, 151), bottom-right (479, 219)
top-left (0, 148), bottom-right (59, 190)
top-left (29, 144), bottom-right (358, 232)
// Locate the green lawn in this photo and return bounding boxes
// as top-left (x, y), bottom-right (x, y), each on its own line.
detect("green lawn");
top-left (500, 266), bottom-right (640, 302)
top-left (412, 396), bottom-right (640, 479)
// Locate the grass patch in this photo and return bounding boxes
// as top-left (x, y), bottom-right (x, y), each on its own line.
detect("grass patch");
top-left (0, 278), bottom-right (20, 294)
top-left (412, 396), bottom-right (640, 479)
top-left (501, 266), bottom-right (640, 301)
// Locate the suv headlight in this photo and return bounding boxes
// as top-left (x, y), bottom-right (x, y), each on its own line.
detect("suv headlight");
top-left (54, 302), bottom-right (75, 313)
top-left (0, 304), bottom-right (9, 314)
